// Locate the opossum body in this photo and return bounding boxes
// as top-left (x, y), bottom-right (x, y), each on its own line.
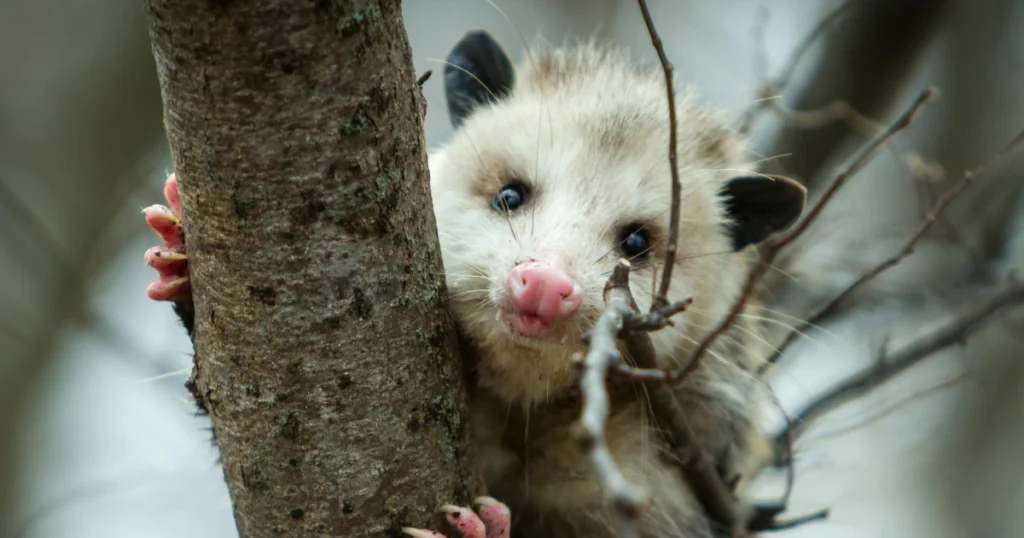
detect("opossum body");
top-left (143, 31), bottom-right (805, 538)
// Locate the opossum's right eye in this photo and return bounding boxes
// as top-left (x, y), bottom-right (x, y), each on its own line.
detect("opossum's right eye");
top-left (492, 182), bottom-right (527, 212)
top-left (619, 225), bottom-right (651, 261)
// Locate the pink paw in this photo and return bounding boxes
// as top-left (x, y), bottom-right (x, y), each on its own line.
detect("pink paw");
top-left (402, 497), bottom-right (511, 538)
top-left (143, 173), bottom-right (191, 302)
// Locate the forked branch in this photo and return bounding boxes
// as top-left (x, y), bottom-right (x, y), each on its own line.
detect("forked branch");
top-left (674, 87), bottom-right (937, 383)
top-left (574, 260), bottom-right (743, 535)
top-left (573, 261), bottom-right (649, 538)
top-left (777, 279), bottom-right (1024, 445)
top-left (765, 128), bottom-right (1024, 367)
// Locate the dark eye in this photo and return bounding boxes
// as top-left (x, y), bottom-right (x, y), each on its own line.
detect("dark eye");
top-left (491, 182), bottom-right (527, 212)
top-left (619, 225), bottom-right (651, 260)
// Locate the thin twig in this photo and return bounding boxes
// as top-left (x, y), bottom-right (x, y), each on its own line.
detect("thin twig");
top-left (0, 175), bottom-right (72, 275)
top-left (576, 260), bottom-right (744, 533)
top-left (747, 391), bottom-right (800, 530)
top-left (803, 373), bottom-right (970, 443)
top-left (607, 262), bottom-right (745, 534)
top-left (738, 0), bottom-right (858, 133)
top-left (778, 88), bottom-right (937, 249)
top-left (636, 0), bottom-right (680, 310)
top-left (765, 127), bottom-right (1024, 368)
top-left (763, 98), bottom-right (883, 135)
top-left (574, 260), bottom-right (648, 538)
top-left (758, 509), bottom-right (831, 532)
top-left (673, 87), bottom-right (937, 383)
top-left (774, 0), bottom-right (857, 94)
top-left (776, 280), bottom-right (1024, 445)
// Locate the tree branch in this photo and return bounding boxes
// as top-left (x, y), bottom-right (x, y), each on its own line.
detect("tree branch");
top-left (751, 0), bottom-right (952, 186)
top-left (674, 87), bottom-right (936, 383)
top-left (574, 260), bottom-right (746, 536)
top-left (765, 128), bottom-right (1024, 368)
top-left (574, 261), bottom-right (649, 538)
top-left (575, 6), bottom-right (939, 537)
top-left (776, 280), bottom-right (1024, 445)
top-left (636, 0), bottom-right (680, 309)
top-left (739, 0), bottom-right (857, 133)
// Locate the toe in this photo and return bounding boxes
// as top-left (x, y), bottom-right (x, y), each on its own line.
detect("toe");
top-left (439, 505), bottom-right (486, 538)
top-left (143, 204), bottom-right (184, 248)
top-left (474, 497), bottom-right (511, 538)
top-left (144, 246), bottom-right (188, 275)
top-left (147, 275), bottom-right (191, 302)
top-left (164, 173), bottom-right (182, 217)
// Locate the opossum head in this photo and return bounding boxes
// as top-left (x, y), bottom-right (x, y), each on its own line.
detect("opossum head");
top-left (428, 31), bottom-right (805, 408)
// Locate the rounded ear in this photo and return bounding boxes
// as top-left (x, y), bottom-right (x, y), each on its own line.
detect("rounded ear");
top-left (720, 175), bottom-right (807, 251)
top-left (444, 30), bottom-right (516, 128)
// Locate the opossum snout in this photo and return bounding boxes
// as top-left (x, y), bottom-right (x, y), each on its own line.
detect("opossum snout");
top-left (507, 262), bottom-right (583, 326)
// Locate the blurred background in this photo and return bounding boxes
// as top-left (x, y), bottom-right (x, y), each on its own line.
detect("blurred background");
top-left (1, 0), bottom-right (1022, 537)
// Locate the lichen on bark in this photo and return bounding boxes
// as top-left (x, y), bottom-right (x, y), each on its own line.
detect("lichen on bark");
top-left (144, 1), bottom-right (483, 536)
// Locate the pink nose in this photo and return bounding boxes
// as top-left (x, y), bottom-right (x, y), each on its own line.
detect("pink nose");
top-left (507, 262), bottom-right (583, 321)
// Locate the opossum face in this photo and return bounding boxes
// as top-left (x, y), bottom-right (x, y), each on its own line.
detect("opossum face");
top-left (428, 32), bottom-right (805, 407)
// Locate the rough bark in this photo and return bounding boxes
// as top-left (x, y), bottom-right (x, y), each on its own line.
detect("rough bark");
top-left (144, 2), bottom-right (483, 537)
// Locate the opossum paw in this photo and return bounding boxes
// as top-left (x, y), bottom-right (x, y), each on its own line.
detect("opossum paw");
top-left (143, 173), bottom-right (191, 302)
top-left (401, 497), bottom-right (511, 538)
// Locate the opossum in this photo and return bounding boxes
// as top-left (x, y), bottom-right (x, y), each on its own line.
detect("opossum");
top-left (142, 30), bottom-right (805, 538)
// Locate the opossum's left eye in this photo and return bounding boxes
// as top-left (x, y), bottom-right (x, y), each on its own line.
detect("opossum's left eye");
top-left (619, 225), bottom-right (651, 260)
top-left (492, 182), bottom-right (527, 212)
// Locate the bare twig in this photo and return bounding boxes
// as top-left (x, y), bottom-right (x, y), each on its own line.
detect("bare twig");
top-left (738, 0), bottom-right (857, 133)
top-left (779, 88), bottom-right (937, 249)
top-left (746, 392), bottom-right (798, 529)
top-left (673, 87), bottom-right (936, 383)
top-left (587, 261), bottom-right (745, 534)
top-left (803, 373), bottom-right (970, 443)
top-left (636, 0), bottom-right (680, 310)
top-left (774, 1), bottom-right (858, 94)
top-left (763, 98), bottom-right (883, 135)
top-left (0, 175), bottom-right (72, 274)
top-left (574, 261), bottom-right (648, 538)
top-left (776, 280), bottom-right (1024, 445)
top-left (765, 127), bottom-right (1024, 368)
top-left (758, 509), bottom-right (831, 532)
top-left (578, 3), bottom-right (908, 535)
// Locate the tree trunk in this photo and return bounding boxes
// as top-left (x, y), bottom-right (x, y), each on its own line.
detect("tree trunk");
top-left (144, 2), bottom-right (483, 536)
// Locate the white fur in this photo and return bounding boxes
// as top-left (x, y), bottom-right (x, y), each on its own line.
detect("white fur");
top-left (428, 41), bottom-right (775, 537)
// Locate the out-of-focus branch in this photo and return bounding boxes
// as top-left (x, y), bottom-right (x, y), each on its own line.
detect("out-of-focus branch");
top-left (739, 0), bottom-right (858, 133)
top-left (776, 280), bottom-right (1024, 446)
top-left (764, 128), bottom-right (1024, 368)
top-left (636, 0), bottom-right (681, 309)
top-left (752, 0), bottom-right (952, 185)
top-left (675, 88), bottom-right (936, 383)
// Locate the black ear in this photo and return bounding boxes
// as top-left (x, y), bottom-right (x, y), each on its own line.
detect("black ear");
top-left (720, 176), bottom-right (807, 250)
top-left (444, 30), bottom-right (515, 128)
